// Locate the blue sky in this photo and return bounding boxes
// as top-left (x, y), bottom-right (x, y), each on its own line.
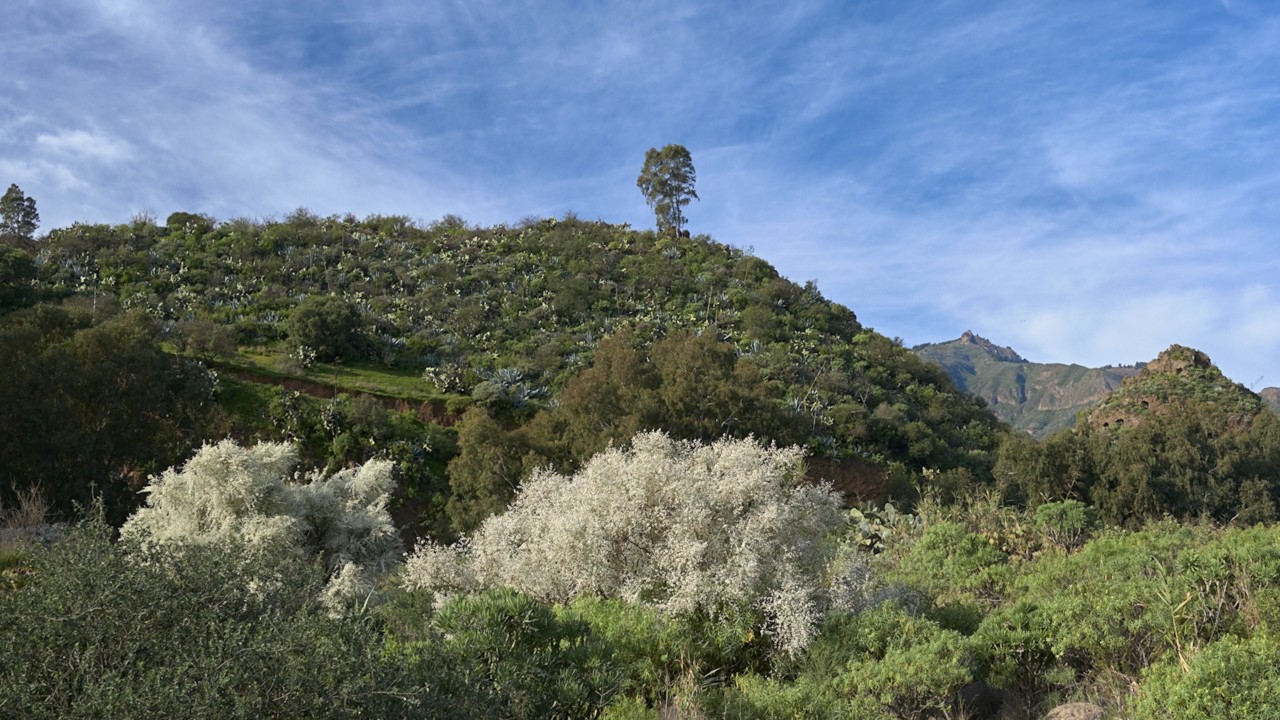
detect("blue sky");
top-left (4, 0), bottom-right (1280, 386)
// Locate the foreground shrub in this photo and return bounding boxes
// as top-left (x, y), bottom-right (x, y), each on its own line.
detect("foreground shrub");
top-left (0, 521), bottom-right (424, 719)
top-left (887, 520), bottom-right (1010, 606)
top-left (120, 439), bottom-right (401, 605)
top-left (720, 605), bottom-right (972, 719)
top-left (718, 672), bottom-right (875, 720)
top-left (1129, 634), bottom-right (1280, 719)
top-left (824, 606), bottom-right (972, 719)
top-left (406, 432), bottom-right (849, 655)
top-left (964, 521), bottom-right (1280, 709)
top-left (566, 596), bottom-right (766, 711)
top-left (403, 588), bottom-right (621, 719)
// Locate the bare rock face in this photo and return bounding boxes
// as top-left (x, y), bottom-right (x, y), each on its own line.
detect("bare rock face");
top-left (1261, 387), bottom-right (1280, 416)
top-left (958, 330), bottom-right (1027, 363)
top-left (1142, 344), bottom-right (1211, 376)
top-left (1042, 702), bottom-right (1104, 720)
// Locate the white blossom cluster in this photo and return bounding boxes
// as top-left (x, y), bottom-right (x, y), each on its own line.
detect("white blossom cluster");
top-left (121, 440), bottom-right (401, 606)
top-left (405, 431), bottom-right (851, 654)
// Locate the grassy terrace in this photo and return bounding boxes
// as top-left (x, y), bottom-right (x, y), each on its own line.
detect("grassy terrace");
top-left (213, 348), bottom-right (448, 403)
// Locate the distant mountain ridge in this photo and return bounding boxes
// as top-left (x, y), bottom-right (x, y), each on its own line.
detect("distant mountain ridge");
top-left (1262, 387), bottom-right (1280, 417)
top-left (915, 333), bottom-right (1280, 437)
top-left (912, 332), bottom-right (1140, 438)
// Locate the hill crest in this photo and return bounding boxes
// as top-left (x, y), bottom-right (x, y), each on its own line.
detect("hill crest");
top-left (1087, 344), bottom-right (1266, 432)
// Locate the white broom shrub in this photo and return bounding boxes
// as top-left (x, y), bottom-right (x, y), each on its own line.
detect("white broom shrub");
top-left (405, 431), bottom-right (855, 655)
top-left (120, 439), bottom-right (401, 606)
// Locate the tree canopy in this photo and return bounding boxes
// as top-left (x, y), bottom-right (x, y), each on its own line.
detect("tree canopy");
top-left (0, 184), bottom-right (39, 246)
top-left (637, 144), bottom-right (698, 235)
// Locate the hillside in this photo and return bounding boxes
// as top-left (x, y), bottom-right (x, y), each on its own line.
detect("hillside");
top-left (4, 211), bottom-right (1007, 529)
top-left (913, 331), bottom-right (1138, 437)
top-left (1087, 344), bottom-right (1269, 431)
top-left (8, 217), bottom-right (1280, 720)
top-left (996, 344), bottom-right (1280, 526)
top-left (1262, 387), bottom-right (1280, 417)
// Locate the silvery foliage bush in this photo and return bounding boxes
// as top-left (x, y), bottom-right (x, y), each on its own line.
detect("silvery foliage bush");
top-left (120, 439), bottom-right (401, 608)
top-left (405, 431), bottom-right (861, 655)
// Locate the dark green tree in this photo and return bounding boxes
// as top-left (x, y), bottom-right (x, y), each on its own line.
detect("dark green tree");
top-left (0, 245), bottom-right (37, 312)
top-left (524, 329), bottom-right (662, 465)
top-left (285, 294), bottom-right (363, 362)
top-left (0, 184), bottom-right (39, 246)
top-left (636, 144), bottom-right (698, 235)
top-left (0, 307), bottom-right (220, 523)
top-left (445, 407), bottom-right (534, 535)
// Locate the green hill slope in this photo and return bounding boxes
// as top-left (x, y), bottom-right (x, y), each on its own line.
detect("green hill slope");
top-left (913, 331), bottom-right (1139, 438)
top-left (995, 344), bottom-right (1280, 525)
top-left (25, 211), bottom-right (1005, 501)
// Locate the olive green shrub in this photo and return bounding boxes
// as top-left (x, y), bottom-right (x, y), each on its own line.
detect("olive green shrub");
top-left (1130, 634), bottom-right (1280, 719)
top-left (0, 521), bottom-right (425, 719)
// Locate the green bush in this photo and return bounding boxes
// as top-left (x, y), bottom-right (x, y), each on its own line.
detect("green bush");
top-left (888, 520), bottom-right (1010, 606)
top-left (972, 599), bottom-right (1059, 707)
top-left (565, 596), bottom-right (766, 710)
top-left (1034, 500), bottom-right (1101, 552)
top-left (1129, 634), bottom-right (1280, 719)
top-left (985, 521), bottom-right (1280, 705)
top-left (1009, 524), bottom-right (1195, 683)
top-left (716, 672), bottom-right (880, 720)
top-left (831, 606), bottom-right (973, 719)
top-left (285, 293), bottom-right (364, 361)
top-left (394, 588), bottom-right (620, 719)
top-left (728, 605), bottom-right (971, 719)
top-left (0, 520), bottom-right (425, 719)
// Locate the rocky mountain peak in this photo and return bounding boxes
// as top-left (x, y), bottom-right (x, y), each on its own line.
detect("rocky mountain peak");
top-left (1143, 344), bottom-right (1213, 377)
top-left (957, 330), bottom-right (1026, 363)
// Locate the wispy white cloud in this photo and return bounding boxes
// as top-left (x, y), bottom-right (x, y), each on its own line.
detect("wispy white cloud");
top-left (36, 129), bottom-right (133, 162)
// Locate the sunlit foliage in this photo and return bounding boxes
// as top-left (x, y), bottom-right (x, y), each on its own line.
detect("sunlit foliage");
top-left (121, 439), bottom-right (401, 604)
top-left (409, 432), bottom-right (854, 655)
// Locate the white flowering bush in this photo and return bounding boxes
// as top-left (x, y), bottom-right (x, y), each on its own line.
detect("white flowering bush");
top-left (121, 439), bottom-right (401, 605)
top-left (405, 431), bottom-right (853, 654)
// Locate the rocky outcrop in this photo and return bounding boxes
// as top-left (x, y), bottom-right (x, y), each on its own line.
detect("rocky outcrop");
top-left (1143, 343), bottom-right (1211, 376)
top-left (1087, 345), bottom-right (1266, 432)
top-left (957, 330), bottom-right (1027, 363)
top-left (1261, 386), bottom-right (1280, 417)
top-left (1042, 703), bottom-right (1104, 720)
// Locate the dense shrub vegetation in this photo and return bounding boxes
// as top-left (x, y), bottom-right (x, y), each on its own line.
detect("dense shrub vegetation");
top-left (3, 204), bottom-right (1280, 717)
top-left (8, 463), bottom-right (1280, 718)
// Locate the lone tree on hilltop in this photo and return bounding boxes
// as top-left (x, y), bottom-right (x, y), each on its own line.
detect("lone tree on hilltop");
top-left (0, 184), bottom-right (39, 246)
top-left (637, 144), bottom-right (698, 236)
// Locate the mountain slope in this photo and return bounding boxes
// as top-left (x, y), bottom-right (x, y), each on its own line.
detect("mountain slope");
top-left (913, 331), bottom-right (1138, 438)
top-left (997, 344), bottom-right (1280, 525)
top-left (1087, 344), bottom-right (1269, 431)
top-left (29, 212), bottom-right (1005, 486)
